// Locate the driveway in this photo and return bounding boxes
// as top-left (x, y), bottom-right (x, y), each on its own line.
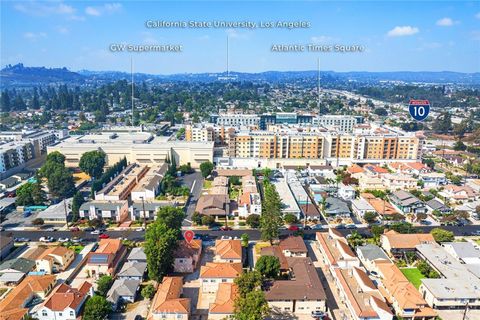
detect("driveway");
top-left (181, 171), bottom-right (204, 226)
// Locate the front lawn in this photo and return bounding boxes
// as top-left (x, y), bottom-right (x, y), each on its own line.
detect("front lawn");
top-left (401, 267), bottom-right (424, 288)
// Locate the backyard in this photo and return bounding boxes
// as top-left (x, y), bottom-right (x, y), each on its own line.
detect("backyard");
top-left (400, 267), bottom-right (424, 289)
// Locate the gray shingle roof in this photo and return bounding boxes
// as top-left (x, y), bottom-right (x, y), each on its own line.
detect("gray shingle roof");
top-left (0, 257), bottom-right (35, 273)
top-left (356, 244), bottom-right (389, 261)
top-left (127, 247), bottom-right (146, 262)
top-left (117, 262), bottom-right (147, 278)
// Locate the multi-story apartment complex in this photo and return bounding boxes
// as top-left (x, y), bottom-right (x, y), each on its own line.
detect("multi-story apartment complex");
top-left (0, 141), bottom-right (35, 173)
top-left (312, 115), bottom-right (361, 133)
top-left (226, 127), bottom-right (420, 162)
top-left (0, 130), bottom-right (58, 157)
top-left (185, 123), bottom-right (236, 145)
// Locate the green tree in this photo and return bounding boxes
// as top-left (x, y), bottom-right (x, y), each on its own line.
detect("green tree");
top-left (15, 182), bottom-right (46, 206)
top-left (373, 107), bottom-right (388, 116)
top-left (246, 214), bottom-right (260, 228)
top-left (47, 165), bottom-right (76, 199)
top-left (363, 212), bottom-right (378, 224)
top-left (199, 161), bottom-right (214, 178)
top-left (347, 231), bottom-right (365, 248)
top-left (260, 181), bottom-right (282, 243)
top-left (234, 271), bottom-right (269, 320)
top-left (241, 233), bottom-right (249, 247)
top-left (371, 225), bottom-right (385, 238)
top-left (71, 192), bottom-right (84, 222)
top-left (255, 255), bottom-right (280, 279)
top-left (144, 206), bottom-right (183, 281)
top-left (79, 150), bottom-right (106, 179)
top-left (96, 275), bottom-right (113, 297)
top-left (141, 284), bottom-right (155, 300)
top-left (432, 112), bottom-right (452, 134)
top-left (389, 222), bottom-right (415, 234)
top-left (201, 215), bottom-right (215, 226)
top-left (430, 228), bottom-right (454, 243)
top-left (32, 218), bottom-right (44, 226)
top-left (192, 212), bottom-right (203, 225)
top-left (83, 295), bottom-right (111, 320)
top-left (453, 140), bottom-right (467, 151)
top-left (283, 213), bottom-right (298, 225)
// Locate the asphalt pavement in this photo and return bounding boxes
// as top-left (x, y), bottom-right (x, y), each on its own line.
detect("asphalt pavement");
top-left (181, 171), bottom-right (204, 226)
top-left (4, 224), bottom-right (480, 242)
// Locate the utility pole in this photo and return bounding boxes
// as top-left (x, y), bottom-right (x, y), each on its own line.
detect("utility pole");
top-left (131, 57), bottom-right (134, 127)
top-left (462, 301), bottom-right (469, 320)
top-left (140, 196), bottom-right (146, 229)
top-left (63, 198), bottom-right (68, 229)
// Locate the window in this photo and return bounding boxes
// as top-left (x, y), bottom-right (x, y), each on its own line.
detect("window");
top-left (70, 311), bottom-right (74, 316)
top-left (59, 313), bottom-right (63, 317)
top-left (42, 311), bottom-right (48, 316)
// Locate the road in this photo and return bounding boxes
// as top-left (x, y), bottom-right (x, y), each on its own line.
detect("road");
top-left (4, 224), bottom-right (480, 242)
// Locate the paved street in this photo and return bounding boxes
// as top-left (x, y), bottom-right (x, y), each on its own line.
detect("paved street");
top-left (3, 224), bottom-right (480, 243)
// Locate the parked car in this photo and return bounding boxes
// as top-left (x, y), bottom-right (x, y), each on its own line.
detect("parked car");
top-left (335, 224), bottom-right (346, 229)
top-left (58, 237), bottom-right (70, 243)
top-left (39, 236), bottom-right (55, 242)
top-left (311, 310), bottom-right (327, 319)
top-left (220, 226), bottom-right (232, 231)
top-left (72, 237), bottom-right (83, 243)
top-left (345, 224), bottom-right (357, 229)
top-left (99, 233), bottom-right (110, 239)
top-left (15, 237), bottom-right (30, 242)
top-left (135, 227), bottom-right (145, 231)
top-left (83, 227), bottom-right (94, 232)
top-left (210, 226), bottom-right (221, 231)
top-left (288, 225), bottom-right (299, 231)
top-left (90, 230), bottom-right (100, 235)
top-left (303, 225), bottom-right (312, 230)
top-left (312, 224), bottom-right (324, 230)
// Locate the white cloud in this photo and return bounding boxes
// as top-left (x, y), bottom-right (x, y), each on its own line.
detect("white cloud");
top-left (23, 32), bottom-right (47, 41)
top-left (56, 26), bottom-right (69, 34)
top-left (387, 26), bottom-right (419, 37)
top-left (311, 35), bottom-right (334, 44)
top-left (436, 17), bottom-right (455, 27)
top-left (85, 3), bottom-right (122, 16)
top-left (14, 2), bottom-right (75, 16)
top-left (85, 7), bottom-right (101, 16)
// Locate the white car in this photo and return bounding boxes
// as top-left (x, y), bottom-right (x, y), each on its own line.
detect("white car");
top-left (58, 237), bottom-right (70, 243)
top-left (39, 236), bottom-right (54, 242)
top-left (90, 230), bottom-right (100, 235)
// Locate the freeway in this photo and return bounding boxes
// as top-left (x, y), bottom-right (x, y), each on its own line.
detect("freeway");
top-left (4, 224), bottom-right (480, 242)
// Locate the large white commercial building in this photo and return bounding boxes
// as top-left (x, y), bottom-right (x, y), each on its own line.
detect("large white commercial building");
top-left (47, 132), bottom-right (214, 169)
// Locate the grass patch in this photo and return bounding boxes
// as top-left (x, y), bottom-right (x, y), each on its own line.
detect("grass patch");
top-left (0, 288), bottom-right (8, 297)
top-left (401, 267), bottom-right (424, 289)
top-left (203, 180), bottom-right (212, 189)
top-left (67, 245), bottom-right (85, 254)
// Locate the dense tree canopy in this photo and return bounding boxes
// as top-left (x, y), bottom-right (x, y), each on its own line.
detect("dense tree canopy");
top-left (79, 150), bottom-right (106, 179)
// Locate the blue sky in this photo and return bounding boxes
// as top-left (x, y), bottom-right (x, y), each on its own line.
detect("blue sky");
top-left (1, 1), bottom-right (479, 73)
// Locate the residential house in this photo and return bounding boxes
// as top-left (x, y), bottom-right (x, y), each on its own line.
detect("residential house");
top-left (35, 246), bottom-right (75, 274)
top-left (0, 275), bottom-right (56, 320)
top-left (358, 174), bottom-right (386, 191)
top-left (238, 192), bottom-right (261, 218)
top-left (130, 200), bottom-right (175, 221)
top-left (439, 185), bottom-right (477, 202)
top-left (333, 266), bottom-right (393, 320)
top-left (425, 199), bottom-right (451, 215)
top-left (324, 197), bottom-right (351, 218)
top-left (35, 282), bottom-right (92, 320)
top-left (214, 239), bottom-right (242, 263)
top-left (278, 236), bottom-right (308, 257)
top-left (361, 193), bottom-right (401, 220)
top-left (0, 235), bottom-right (14, 260)
top-left (442, 242), bottom-right (480, 265)
top-left (382, 174), bottom-right (417, 190)
top-left (338, 183), bottom-right (356, 200)
top-left (351, 198), bottom-right (376, 221)
top-left (0, 257), bottom-right (35, 275)
top-left (208, 283), bottom-right (238, 320)
top-left (173, 240), bottom-right (202, 273)
top-left (148, 276), bottom-right (190, 320)
top-left (260, 246), bottom-right (290, 273)
top-left (389, 190), bottom-right (426, 216)
top-left (264, 257), bottom-right (326, 315)
top-left (356, 244), bottom-right (391, 273)
top-left (199, 262), bottom-right (242, 293)
top-left (84, 239), bottom-right (127, 278)
top-left (375, 260), bottom-right (437, 320)
top-left (389, 162), bottom-right (430, 176)
top-left (419, 172), bottom-right (447, 188)
top-left (127, 247), bottom-right (147, 263)
top-left (300, 203), bottom-right (321, 221)
top-left (196, 194), bottom-right (230, 217)
top-left (380, 230), bottom-right (434, 258)
top-left (316, 229), bottom-right (360, 269)
top-left (107, 278), bottom-right (141, 310)
top-left (416, 243), bottom-right (480, 310)
top-left (79, 200), bottom-right (129, 222)
top-left (117, 261), bottom-right (147, 281)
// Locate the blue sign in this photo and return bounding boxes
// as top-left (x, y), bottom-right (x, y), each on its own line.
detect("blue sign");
top-left (409, 99), bottom-right (430, 121)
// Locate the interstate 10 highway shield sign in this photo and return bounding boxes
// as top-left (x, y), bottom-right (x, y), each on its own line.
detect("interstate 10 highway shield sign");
top-left (408, 99), bottom-right (430, 121)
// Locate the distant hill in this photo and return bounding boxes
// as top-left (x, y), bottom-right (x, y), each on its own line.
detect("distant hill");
top-left (1, 63), bottom-right (479, 87)
top-left (0, 63), bottom-right (85, 86)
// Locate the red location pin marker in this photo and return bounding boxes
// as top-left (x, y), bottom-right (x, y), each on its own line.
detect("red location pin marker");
top-left (184, 230), bottom-right (195, 244)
